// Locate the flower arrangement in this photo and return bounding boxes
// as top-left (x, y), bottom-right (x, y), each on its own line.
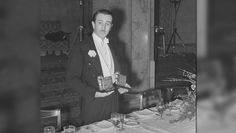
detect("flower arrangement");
top-left (161, 68), bottom-right (196, 123)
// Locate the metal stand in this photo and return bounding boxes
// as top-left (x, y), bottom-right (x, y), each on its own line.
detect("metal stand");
top-left (155, 26), bottom-right (166, 56)
top-left (166, 0), bottom-right (185, 54)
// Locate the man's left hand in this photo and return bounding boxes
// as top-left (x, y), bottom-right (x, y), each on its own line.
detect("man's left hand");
top-left (118, 88), bottom-right (129, 94)
top-left (124, 83), bottom-right (131, 88)
top-left (118, 83), bottom-right (131, 94)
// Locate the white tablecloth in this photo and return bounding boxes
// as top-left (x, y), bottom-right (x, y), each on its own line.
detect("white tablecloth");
top-left (75, 108), bottom-right (196, 133)
top-left (197, 99), bottom-right (236, 133)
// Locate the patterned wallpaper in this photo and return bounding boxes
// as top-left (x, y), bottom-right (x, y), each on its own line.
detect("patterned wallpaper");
top-left (40, 20), bottom-right (70, 56)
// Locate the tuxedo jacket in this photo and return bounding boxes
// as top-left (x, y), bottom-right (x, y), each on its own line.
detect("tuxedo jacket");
top-left (66, 36), bottom-right (120, 125)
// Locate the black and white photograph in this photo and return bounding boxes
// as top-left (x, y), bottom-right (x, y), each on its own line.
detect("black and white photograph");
top-left (40, 0), bottom-right (196, 133)
top-left (1, 0), bottom-right (236, 133)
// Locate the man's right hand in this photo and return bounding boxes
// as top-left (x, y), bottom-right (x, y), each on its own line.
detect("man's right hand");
top-left (95, 90), bottom-right (114, 98)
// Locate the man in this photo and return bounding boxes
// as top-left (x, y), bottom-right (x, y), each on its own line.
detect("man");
top-left (67, 9), bottom-right (130, 125)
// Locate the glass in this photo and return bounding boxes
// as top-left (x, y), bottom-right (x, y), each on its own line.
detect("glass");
top-left (157, 99), bottom-right (166, 119)
top-left (63, 125), bottom-right (76, 133)
top-left (110, 113), bottom-right (126, 131)
top-left (158, 105), bottom-right (165, 119)
top-left (43, 126), bottom-right (55, 133)
top-left (119, 114), bottom-right (125, 131)
top-left (110, 112), bottom-right (120, 127)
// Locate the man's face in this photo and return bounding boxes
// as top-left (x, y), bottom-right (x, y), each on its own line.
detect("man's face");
top-left (92, 13), bottom-right (112, 40)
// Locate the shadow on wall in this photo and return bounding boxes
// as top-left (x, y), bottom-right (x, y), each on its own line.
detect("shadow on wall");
top-left (108, 8), bottom-right (142, 89)
top-left (0, 0), bottom-right (40, 131)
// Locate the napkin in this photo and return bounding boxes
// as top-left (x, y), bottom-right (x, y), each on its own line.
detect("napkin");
top-left (148, 107), bottom-right (159, 112)
top-left (88, 120), bottom-right (116, 133)
top-left (132, 109), bottom-right (156, 119)
top-left (122, 126), bottom-right (157, 133)
top-left (76, 127), bottom-right (92, 133)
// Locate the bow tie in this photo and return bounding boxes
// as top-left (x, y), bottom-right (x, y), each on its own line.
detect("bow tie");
top-left (103, 38), bottom-right (109, 44)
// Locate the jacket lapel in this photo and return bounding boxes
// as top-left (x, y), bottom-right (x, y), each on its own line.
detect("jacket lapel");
top-left (84, 36), bottom-right (103, 76)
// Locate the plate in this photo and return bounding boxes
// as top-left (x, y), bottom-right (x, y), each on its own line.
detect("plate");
top-left (132, 109), bottom-right (156, 119)
top-left (124, 116), bottom-right (137, 121)
top-left (124, 120), bottom-right (140, 128)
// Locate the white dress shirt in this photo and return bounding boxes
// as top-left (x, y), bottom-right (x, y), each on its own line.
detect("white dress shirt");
top-left (92, 33), bottom-right (115, 82)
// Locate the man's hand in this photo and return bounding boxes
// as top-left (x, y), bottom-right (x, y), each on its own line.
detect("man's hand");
top-left (118, 88), bottom-right (129, 94)
top-left (95, 90), bottom-right (114, 98)
top-left (118, 83), bottom-right (131, 94)
top-left (124, 83), bottom-right (131, 88)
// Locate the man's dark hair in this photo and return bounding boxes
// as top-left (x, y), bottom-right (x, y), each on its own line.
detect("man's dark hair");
top-left (92, 9), bottom-right (113, 23)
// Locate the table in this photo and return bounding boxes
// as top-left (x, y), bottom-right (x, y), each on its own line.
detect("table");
top-left (197, 98), bottom-right (236, 133)
top-left (74, 107), bottom-right (196, 133)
